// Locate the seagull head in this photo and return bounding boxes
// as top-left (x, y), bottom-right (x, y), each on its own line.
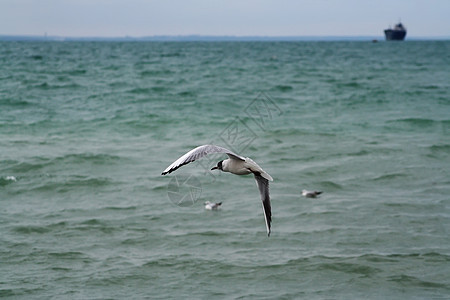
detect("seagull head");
top-left (210, 160), bottom-right (224, 171)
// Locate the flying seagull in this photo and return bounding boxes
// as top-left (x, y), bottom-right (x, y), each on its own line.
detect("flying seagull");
top-left (302, 189), bottom-right (322, 198)
top-left (161, 145), bottom-right (273, 236)
top-left (204, 201), bottom-right (222, 210)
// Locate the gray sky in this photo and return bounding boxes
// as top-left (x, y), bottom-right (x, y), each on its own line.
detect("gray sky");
top-left (1, 0), bottom-right (449, 37)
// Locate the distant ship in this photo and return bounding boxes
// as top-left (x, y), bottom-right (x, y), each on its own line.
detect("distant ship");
top-left (384, 22), bottom-right (407, 41)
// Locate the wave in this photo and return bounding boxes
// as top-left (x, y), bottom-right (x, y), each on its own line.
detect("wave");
top-left (12, 225), bottom-right (51, 234)
top-left (79, 218), bottom-right (104, 226)
top-left (56, 153), bottom-right (123, 165)
top-left (127, 86), bottom-right (168, 94)
top-left (347, 149), bottom-right (370, 156)
top-left (108, 81), bottom-right (128, 88)
top-left (0, 98), bottom-right (33, 107)
top-left (103, 206), bottom-right (137, 211)
top-left (387, 118), bottom-right (449, 128)
top-left (388, 274), bottom-right (449, 289)
top-left (395, 118), bottom-right (436, 126)
top-left (139, 69), bottom-right (175, 77)
top-left (316, 261), bottom-right (381, 275)
top-left (316, 181), bottom-right (343, 190)
top-left (31, 176), bottom-right (115, 193)
top-left (177, 90), bottom-right (197, 97)
top-left (418, 84), bottom-right (440, 90)
top-left (126, 87), bottom-right (152, 94)
top-left (287, 251), bottom-right (450, 267)
top-left (427, 144), bottom-right (450, 159)
top-left (428, 144), bottom-right (450, 157)
top-left (29, 54), bottom-right (43, 60)
top-left (269, 128), bottom-right (337, 138)
top-left (372, 173), bottom-right (408, 181)
top-left (151, 184), bottom-right (168, 192)
top-left (337, 81), bottom-right (361, 88)
top-left (70, 218), bottom-right (118, 234)
top-left (160, 52), bottom-right (182, 58)
top-left (429, 144), bottom-right (450, 152)
top-left (9, 220), bottom-right (69, 235)
top-left (47, 251), bottom-right (92, 260)
top-left (67, 69), bottom-right (87, 76)
top-left (34, 82), bottom-right (81, 90)
top-left (4, 153), bottom-right (123, 173)
top-left (272, 85), bottom-right (293, 92)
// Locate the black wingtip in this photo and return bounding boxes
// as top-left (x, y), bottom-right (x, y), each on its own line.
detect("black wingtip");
top-left (268, 231), bottom-right (271, 237)
top-left (161, 169), bottom-right (172, 176)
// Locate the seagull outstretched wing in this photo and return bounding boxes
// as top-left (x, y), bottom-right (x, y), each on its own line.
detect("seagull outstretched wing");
top-left (254, 174), bottom-right (271, 236)
top-left (161, 144), bottom-right (245, 175)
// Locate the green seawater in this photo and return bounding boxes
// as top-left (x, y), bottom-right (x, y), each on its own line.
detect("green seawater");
top-left (1, 41), bottom-right (450, 299)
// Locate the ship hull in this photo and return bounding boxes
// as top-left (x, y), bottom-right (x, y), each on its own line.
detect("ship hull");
top-left (384, 29), bottom-right (406, 41)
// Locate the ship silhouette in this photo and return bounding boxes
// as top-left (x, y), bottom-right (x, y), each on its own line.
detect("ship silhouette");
top-left (384, 22), bottom-right (407, 41)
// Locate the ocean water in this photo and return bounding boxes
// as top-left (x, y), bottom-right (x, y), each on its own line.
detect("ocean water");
top-left (1, 41), bottom-right (449, 299)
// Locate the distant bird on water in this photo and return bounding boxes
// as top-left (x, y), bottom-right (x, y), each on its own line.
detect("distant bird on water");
top-left (162, 145), bottom-right (273, 236)
top-left (204, 201), bottom-right (222, 210)
top-left (302, 190), bottom-right (323, 198)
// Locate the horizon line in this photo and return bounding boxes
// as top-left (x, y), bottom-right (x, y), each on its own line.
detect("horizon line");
top-left (1, 34), bottom-right (449, 41)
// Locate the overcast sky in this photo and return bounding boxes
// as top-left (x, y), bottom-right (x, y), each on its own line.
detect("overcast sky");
top-left (1, 0), bottom-right (449, 37)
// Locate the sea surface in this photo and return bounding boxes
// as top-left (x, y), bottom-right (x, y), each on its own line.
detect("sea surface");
top-left (1, 41), bottom-right (449, 299)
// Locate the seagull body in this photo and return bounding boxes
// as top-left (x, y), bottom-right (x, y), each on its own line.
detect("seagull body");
top-left (204, 201), bottom-right (222, 210)
top-left (5, 176), bottom-right (17, 182)
top-left (302, 189), bottom-right (322, 198)
top-left (162, 145), bottom-right (273, 236)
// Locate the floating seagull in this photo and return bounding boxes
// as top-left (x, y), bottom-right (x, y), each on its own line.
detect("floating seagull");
top-left (162, 145), bottom-right (273, 236)
top-left (5, 176), bottom-right (17, 181)
top-left (302, 189), bottom-right (322, 198)
top-left (204, 201), bottom-right (222, 210)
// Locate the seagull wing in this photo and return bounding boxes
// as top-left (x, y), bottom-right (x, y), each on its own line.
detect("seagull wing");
top-left (254, 174), bottom-right (271, 236)
top-left (161, 145), bottom-right (245, 175)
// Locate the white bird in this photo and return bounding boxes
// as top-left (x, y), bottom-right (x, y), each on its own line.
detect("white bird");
top-left (302, 189), bottom-right (322, 198)
top-left (162, 145), bottom-right (273, 236)
top-left (204, 201), bottom-right (222, 210)
top-left (5, 176), bottom-right (17, 182)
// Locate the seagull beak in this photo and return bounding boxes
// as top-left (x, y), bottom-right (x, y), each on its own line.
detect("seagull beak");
top-left (211, 166), bottom-right (218, 171)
